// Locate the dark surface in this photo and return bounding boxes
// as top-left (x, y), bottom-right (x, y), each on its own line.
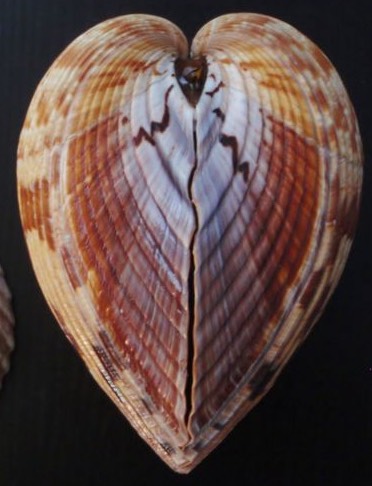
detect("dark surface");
top-left (0, 0), bottom-right (371, 485)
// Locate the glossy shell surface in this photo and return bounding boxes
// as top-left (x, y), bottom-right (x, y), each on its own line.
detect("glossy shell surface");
top-left (0, 268), bottom-right (14, 388)
top-left (17, 13), bottom-right (363, 472)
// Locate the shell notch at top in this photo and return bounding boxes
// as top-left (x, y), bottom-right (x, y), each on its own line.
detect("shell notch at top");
top-left (174, 56), bottom-right (208, 106)
top-left (17, 13), bottom-right (362, 473)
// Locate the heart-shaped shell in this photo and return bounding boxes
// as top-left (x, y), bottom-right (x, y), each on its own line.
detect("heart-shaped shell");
top-left (0, 268), bottom-right (14, 387)
top-left (17, 13), bottom-right (362, 472)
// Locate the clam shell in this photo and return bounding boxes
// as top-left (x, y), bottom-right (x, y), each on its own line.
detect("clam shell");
top-left (17, 13), bottom-right (362, 472)
top-left (0, 267), bottom-right (14, 387)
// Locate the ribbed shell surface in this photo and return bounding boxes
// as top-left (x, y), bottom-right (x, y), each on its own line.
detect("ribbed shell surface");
top-left (17, 13), bottom-right (363, 473)
top-left (0, 268), bottom-right (14, 387)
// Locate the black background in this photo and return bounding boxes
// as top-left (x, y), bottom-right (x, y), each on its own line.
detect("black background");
top-left (0, 0), bottom-right (371, 485)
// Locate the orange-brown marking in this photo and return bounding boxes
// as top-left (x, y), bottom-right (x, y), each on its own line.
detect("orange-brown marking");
top-left (19, 179), bottom-right (55, 250)
top-left (34, 93), bottom-right (52, 127)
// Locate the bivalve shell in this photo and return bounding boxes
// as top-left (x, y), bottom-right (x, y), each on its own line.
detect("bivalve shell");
top-left (17, 13), bottom-right (363, 472)
top-left (0, 267), bottom-right (14, 388)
